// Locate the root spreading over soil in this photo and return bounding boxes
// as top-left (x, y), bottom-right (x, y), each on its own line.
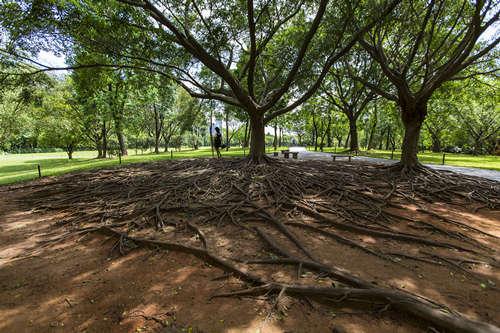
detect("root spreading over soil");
top-left (5, 157), bottom-right (500, 332)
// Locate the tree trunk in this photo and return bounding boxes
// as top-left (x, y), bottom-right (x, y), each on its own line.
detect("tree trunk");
top-left (209, 110), bottom-right (214, 156)
top-left (344, 132), bottom-right (350, 149)
top-left (400, 103), bottom-right (427, 169)
top-left (326, 116), bottom-right (332, 147)
top-left (385, 126), bottom-right (391, 150)
top-left (431, 134), bottom-right (441, 153)
top-left (225, 110), bottom-right (229, 151)
top-left (96, 140), bottom-right (103, 159)
top-left (154, 105), bottom-right (160, 154)
top-left (243, 118), bottom-right (249, 148)
top-left (367, 111), bottom-right (377, 150)
top-left (67, 145), bottom-right (74, 160)
top-left (348, 115), bottom-right (359, 152)
top-left (273, 124), bottom-right (278, 150)
top-left (102, 120), bottom-right (107, 158)
top-left (248, 113), bottom-right (266, 163)
top-left (279, 127), bottom-right (282, 147)
top-left (117, 132), bottom-right (127, 156)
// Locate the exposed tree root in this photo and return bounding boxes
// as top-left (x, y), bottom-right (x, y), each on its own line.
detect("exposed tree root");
top-left (15, 157), bottom-right (500, 332)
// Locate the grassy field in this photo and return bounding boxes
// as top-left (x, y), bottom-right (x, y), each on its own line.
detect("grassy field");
top-left (0, 147), bottom-right (256, 185)
top-left (1, 146), bottom-right (498, 185)
top-left (317, 147), bottom-right (500, 171)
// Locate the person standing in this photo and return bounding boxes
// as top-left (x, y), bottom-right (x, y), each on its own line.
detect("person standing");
top-left (214, 127), bottom-right (222, 158)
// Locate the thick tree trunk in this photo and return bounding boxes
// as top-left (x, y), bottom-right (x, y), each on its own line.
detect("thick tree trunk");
top-left (400, 103), bottom-right (427, 169)
top-left (348, 116), bottom-right (359, 152)
top-left (248, 113), bottom-right (267, 163)
top-left (431, 134), bottom-right (441, 153)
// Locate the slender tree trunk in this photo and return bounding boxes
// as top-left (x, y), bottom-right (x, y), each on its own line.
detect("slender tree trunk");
top-left (225, 110), bottom-right (229, 151)
top-left (102, 120), bottom-right (107, 158)
top-left (243, 118), bottom-right (249, 148)
top-left (273, 124), bottom-right (277, 150)
top-left (209, 110), bottom-right (214, 156)
top-left (400, 102), bottom-right (427, 169)
top-left (279, 127), bottom-right (282, 147)
top-left (348, 115), bottom-right (359, 152)
top-left (248, 113), bottom-right (266, 163)
top-left (385, 126), bottom-right (391, 150)
top-left (344, 132), bottom-right (350, 148)
top-left (67, 145), bottom-right (74, 160)
top-left (117, 132), bottom-right (127, 156)
top-left (153, 105), bottom-right (160, 154)
top-left (367, 110), bottom-right (378, 150)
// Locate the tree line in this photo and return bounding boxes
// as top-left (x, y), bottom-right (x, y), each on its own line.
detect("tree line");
top-left (1, 0), bottom-right (498, 170)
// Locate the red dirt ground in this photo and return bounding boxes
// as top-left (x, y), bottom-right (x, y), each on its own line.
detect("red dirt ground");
top-left (1, 179), bottom-right (499, 333)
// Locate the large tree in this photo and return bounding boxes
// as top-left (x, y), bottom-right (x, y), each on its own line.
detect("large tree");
top-left (352, 0), bottom-right (499, 173)
top-left (1, 0), bottom-right (400, 163)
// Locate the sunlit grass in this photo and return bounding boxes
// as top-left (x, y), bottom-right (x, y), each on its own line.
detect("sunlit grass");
top-left (0, 146), bottom-right (257, 185)
top-left (1, 146), bottom-right (498, 185)
top-left (317, 147), bottom-right (500, 171)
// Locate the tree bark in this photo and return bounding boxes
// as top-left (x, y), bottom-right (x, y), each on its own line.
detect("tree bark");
top-left (248, 113), bottom-right (267, 163)
top-left (400, 103), bottom-right (427, 169)
top-left (348, 115), bottom-right (359, 152)
top-left (96, 141), bottom-right (103, 159)
top-left (273, 123), bottom-right (278, 150)
top-left (344, 132), bottom-right (350, 149)
top-left (117, 132), bottom-right (127, 156)
top-left (209, 110), bottom-right (214, 156)
top-left (225, 110), bottom-right (229, 151)
top-left (385, 126), bottom-right (391, 150)
top-left (367, 110), bottom-right (377, 150)
top-left (243, 118), bottom-right (249, 148)
top-left (153, 104), bottom-right (162, 154)
top-left (102, 120), bottom-right (108, 158)
top-left (431, 134), bottom-right (441, 153)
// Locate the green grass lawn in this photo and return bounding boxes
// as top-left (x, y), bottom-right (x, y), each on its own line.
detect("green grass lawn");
top-left (1, 146), bottom-right (498, 185)
top-left (0, 146), bottom-right (257, 185)
top-left (317, 147), bottom-right (500, 171)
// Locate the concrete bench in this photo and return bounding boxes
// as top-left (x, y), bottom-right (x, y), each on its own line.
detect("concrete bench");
top-left (273, 151), bottom-right (279, 157)
top-left (331, 154), bottom-right (352, 162)
top-left (281, 149), bottom-right (290, 158)
top-left (292, 152), bottom-right (299, 159)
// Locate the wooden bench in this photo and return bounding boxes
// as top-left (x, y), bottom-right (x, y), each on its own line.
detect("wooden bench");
top-left (292, 152), bottom-right (299, 159)
top-left (273, 151), bottom-right (279, 157)
top-left (281, 149), bottom-right (290, 158)
top-left (331, 154), bottom-right (352, 162)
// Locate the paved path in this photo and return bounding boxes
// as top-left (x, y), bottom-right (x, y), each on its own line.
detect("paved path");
top-left (269, 147), bottom-right (500, 182)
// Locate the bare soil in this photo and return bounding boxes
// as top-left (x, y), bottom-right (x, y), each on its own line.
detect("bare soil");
top-left (0, 159), bottom-right (499, 333)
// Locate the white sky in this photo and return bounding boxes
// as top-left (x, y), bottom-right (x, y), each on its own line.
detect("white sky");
top-left (38, 50), bottom-right (67, 68)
